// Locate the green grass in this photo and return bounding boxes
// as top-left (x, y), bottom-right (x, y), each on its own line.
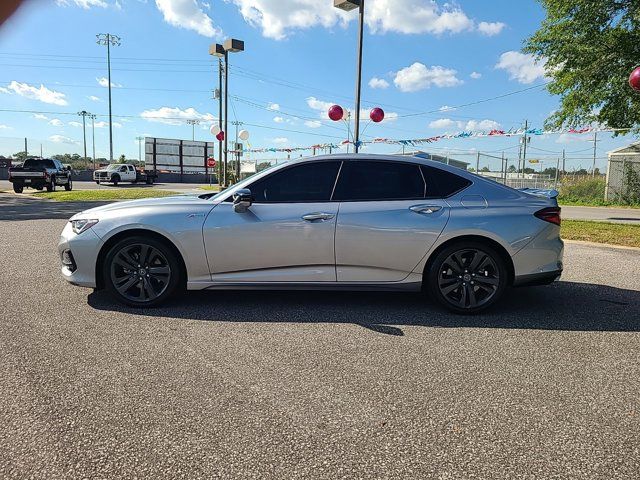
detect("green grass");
top-left (559, 200), bottom-right (640, 208)
top-left (198, 185), bottom-right (220, 191)
top-left (562, 220), bottom-right (640, 248)
top-left (31, 188), bottom-right (181, 202)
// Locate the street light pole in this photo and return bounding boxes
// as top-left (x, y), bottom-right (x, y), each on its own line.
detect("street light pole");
top-left (89, 114), bottom-right (96, 171)
top-left (78, 110), bottom-right (88, 162)
top-left (96, 33), bottom-right (121, 162)
top-left (186, 119), bottom-right (200, 141)
top-left (135, 136), bottom-right (144, 163)
top-left (335, 0), bottom-right (365, 153)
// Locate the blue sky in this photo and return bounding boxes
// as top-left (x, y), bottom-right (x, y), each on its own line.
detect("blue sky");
top-left (0, 0), bottom-right (632, 171)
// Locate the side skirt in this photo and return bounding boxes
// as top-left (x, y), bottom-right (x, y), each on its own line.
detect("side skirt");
top-left (187, 281), bottom-right (423, 292)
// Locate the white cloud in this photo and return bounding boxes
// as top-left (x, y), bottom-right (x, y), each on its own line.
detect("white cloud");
top-left (3, 81), bottom-right (67, 106)
top-left (307, 96), bottom-right (397, 122)
top-left (556, 133), bottom-right (593, 144)
top-left (33, 113), bottom-right (48, 120)
top-left (68, 121), bottom-right (83, 127)
top-left (88, 95), bottom-right (101, 102)
top-left (464, 119), bottom-right (501, 131)
top-left (439, 105), bottom-right (456, 112)
top-left (381, 112), bottom-right (398, 122)
top-left (0, 124), bottom-right (12, 130)
top-left (273, 137), bottom-right (289, 144)
top-left (55, 0), bottom-right (108, 8)
top-left (273, 116), bottom-right (285, 123)
top-left (470, 71), bottom-right (482, 79)
top-left (231, 0), bottom-right (348, 40)
top-left (367, 0), bottom-right (473, 35)
top-left (496, 51), bottom-right (547, 84)
top-left (155, 0), bottom-right (222, 37)
top-left (0, 86), bottom-right (10, 94)
top-left (304, 120), bottom-right (322, 128)
top-left (369, 77), bottom-right (390, 89)
top-left (429, 118), bottom-right (459, 129)
top-left (477, 21), bottom-right (506, 36)
top-left (48, 118), bottom-right (64, 127)
top-left (97, 77), bottom-right (122, 88)
top-left (140, 106), bottom-right (215, 125)
top-left (393, 63), bottom-right (462, 92)
top-left (94, 121), bottom-right (123, 128)
top-left (49, 135), bottom-right (79, 145)
top-left (267, 102), bottom-right (280, 111)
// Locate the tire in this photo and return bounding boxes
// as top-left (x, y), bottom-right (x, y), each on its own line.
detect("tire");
top-left (426, 241), bottom-right (508, 314)
top-left (96, 181), bottom-right (100, 185)
top-left (103, 235), bottom-right (183, 307)
top-left (13, 184), bottom-right (23, 193)
top-left (65, 178), bottom-right (73, 191)
top-left (146, 177), bottom-right (153, 185)
top-left (46, 177), bottom-right (56, 192)
top-left (111, 174), bottom-right (120, 186)
top-left (34, 184), bottom-right (44, 191)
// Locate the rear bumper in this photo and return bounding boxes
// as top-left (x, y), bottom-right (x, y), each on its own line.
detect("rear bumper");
top-left (513, 269), bottom-right (562, 287)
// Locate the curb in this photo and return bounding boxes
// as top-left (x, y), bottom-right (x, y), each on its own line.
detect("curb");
top-left (564, 239), bottom-right (640, 252)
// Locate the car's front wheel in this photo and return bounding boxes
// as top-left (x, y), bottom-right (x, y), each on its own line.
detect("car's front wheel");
top-left (64, 178), bottom-right (73, 191)
top-left (426, 241), bottom-right (508, 314)
top-left (103, 236), bottom-right (183, 307)
top-left (13, 184), bottom-right (23, 193)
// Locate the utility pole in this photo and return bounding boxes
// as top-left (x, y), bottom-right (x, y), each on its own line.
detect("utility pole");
top-left (40, 144), bottom-right (43, 158)
top-left (217, 59), bottom-right (223, 186)
top-left (562, 148), bottom-right (565, 174)
top-left (186, 119), bottom-right (200, 141)
top-left (592, 131), bottom-right (598, 177)
top-left (232, 120), bottom-right (244, 180)
top-left (135, 136), bottom-right (144, 163)
top-left (521, 120), bottom-right (529, 178)
top-left (353, 0), bottom-right (365, 153)
top-left (24, 137), bottom-right (27, 158)
top-left (476, 151), bottom-right (480, 173)
top-left (96, 33), bottom-right (121, 162)
top-left (78, 111), bottom-right (89, 162)
top-left (89, 114), bottom-right (96, 171)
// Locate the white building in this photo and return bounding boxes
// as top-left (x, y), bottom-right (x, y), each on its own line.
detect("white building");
top-left (606, 142), bottom-right (640, 200)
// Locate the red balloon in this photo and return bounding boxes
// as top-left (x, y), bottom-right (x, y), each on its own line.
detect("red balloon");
top-left (328, 104), bottom-right (344, 121)
top-left (216, 131), bottom-right (225, 141)
top-left (370, 107), bottom-right (385, 123)
top-left (630, 67), bottom-right (640, 91)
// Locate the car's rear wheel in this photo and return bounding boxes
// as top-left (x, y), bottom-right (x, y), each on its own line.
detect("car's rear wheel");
top-left (13, 184), bottom-right (23, 193)
top-left (64, 178), bottom-right (73, 191)
top-left (426, 241), bottom-right (508, 314)
top-left (104, 236), bottom-right (182, 307)
top-left (46, 177), bottom-right (56, 192)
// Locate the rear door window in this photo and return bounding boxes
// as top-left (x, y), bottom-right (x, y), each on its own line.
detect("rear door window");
top-left (420, 165), bottom-right (472, 198)
top-left (332, 160), bottom-right (425, 201)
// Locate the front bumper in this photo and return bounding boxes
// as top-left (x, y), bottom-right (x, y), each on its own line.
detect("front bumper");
top-left (58, 221), bottom-right (104, 288)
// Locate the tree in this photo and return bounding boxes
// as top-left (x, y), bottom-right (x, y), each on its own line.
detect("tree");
top-left (13, 151), bottom-right (28, 161)
top-left (480, 166), bottom-right (490, 172)
top-left (507, 165), bottom-right (517, 173)
top-left (525, 1), bottom-right (640, 131)
top-left (117, 154), bottom-right (127, 164)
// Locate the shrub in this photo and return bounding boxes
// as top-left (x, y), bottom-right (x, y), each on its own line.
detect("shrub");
top-left (558, 177), bottom-right (606, 204)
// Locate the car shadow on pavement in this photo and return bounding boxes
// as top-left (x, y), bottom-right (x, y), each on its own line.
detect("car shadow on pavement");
top-left (0, 194), bottom-right (110, 221)
top-left (87, 280), bottom-right (640, 336)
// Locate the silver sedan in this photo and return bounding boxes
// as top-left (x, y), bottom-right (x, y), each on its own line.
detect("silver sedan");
top-left (59, 154), bottom-right (563, 313)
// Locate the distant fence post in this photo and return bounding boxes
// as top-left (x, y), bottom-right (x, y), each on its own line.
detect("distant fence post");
top-left (554, 157), bottom-right (560, 190)
top-left (179, 140), bottom-right (183, 181)
top-left (476, 152), bottom-right (480, 173)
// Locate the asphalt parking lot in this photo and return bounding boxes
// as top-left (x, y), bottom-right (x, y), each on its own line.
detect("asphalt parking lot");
top-left (1, 195), bottom-right (639, 479)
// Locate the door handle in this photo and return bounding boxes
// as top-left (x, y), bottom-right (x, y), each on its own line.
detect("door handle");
top-left (410, 205), bottom-right (443, 214)
top-left (302, 212), bottom-right (335, 222)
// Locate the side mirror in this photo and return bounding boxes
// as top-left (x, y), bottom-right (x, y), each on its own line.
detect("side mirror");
top-left (233, 188), bottom-right (253, 213)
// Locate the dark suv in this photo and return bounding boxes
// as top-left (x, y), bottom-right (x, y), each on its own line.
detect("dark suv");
top-left (8, 158), bottom-right (73, 193)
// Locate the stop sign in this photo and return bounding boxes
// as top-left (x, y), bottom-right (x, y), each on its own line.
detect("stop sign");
top-left (207, 157), bottom-right (216, 168)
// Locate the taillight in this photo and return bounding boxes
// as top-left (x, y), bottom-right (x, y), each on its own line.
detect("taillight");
top-left (535, 207), bottom-right (561, 226)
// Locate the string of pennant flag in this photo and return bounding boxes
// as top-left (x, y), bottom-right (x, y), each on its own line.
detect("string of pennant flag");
top-left (236, 126), bottom-right (627, 154)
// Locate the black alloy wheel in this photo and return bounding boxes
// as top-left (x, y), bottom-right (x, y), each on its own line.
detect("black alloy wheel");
top-left (427, 242), bottom-right (507, 314)
top-left (104, 236), bottom-right (182, 307)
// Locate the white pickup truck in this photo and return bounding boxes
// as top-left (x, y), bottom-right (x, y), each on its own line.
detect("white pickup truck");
top-left (93, 164), bottom-right (158, 185)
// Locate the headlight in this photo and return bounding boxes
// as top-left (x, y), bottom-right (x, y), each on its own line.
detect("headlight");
top-left (71, 218), bottom-right (99, 235)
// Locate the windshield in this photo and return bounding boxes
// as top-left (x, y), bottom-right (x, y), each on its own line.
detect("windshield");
top-left (106, 164), bottom-right (121, 170)
top-left (23, 159), bottom-right (54, 169)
